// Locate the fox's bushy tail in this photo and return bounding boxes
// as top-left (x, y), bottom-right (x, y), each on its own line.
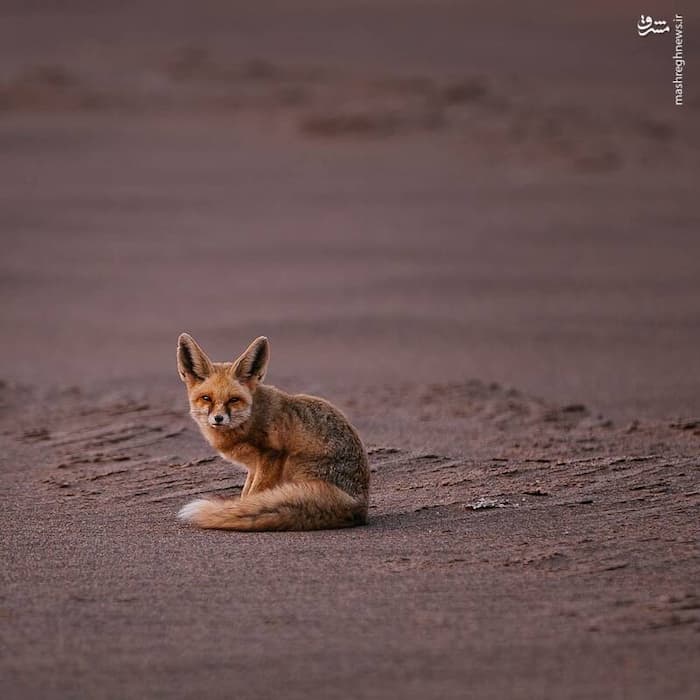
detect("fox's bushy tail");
top-left (178, 481), bottom-right (367, 531)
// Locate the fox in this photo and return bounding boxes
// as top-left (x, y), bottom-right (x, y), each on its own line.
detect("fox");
top-left (176, 333), bottom-right (370, 531)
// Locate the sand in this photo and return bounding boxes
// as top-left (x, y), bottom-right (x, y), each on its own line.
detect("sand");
top-left (1, 2), bottom-right (699, 698)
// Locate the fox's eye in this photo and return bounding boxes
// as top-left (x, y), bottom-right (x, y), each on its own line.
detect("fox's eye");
top-left (201, 395), bottom-right (212, 402)
top-left (228, 397), bottom-right (240, 405)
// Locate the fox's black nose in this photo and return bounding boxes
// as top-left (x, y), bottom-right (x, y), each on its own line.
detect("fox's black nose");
top-left (214, 414), bottom-right (224, 424)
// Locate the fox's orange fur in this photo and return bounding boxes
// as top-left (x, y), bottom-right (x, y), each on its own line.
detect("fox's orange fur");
top-left (176, 334), bottom-right (370, 531)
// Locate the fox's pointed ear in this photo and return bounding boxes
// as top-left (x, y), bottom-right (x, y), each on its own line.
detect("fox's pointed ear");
top-left (177, 333), bottom-right (214, 384)
top-left (232, 336), bottom-right (269, 386)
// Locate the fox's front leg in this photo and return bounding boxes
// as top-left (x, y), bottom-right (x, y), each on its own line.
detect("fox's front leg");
top-left (240, 468), bottom-right (271, 499)
top-left (244, 461), bottom-right (285, 497)
top-left (241, 471), bottom-right (254, 499)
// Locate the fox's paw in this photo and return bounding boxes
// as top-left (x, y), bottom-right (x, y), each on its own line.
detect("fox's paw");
top-left (178, 498), bottom-right (221, 527)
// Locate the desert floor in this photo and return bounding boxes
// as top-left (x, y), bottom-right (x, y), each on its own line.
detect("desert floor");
top-left (1, 2), bottom-right (699, 698)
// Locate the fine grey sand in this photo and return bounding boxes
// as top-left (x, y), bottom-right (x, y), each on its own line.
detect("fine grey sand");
top-left (1, 2), bottom-right (699, 698)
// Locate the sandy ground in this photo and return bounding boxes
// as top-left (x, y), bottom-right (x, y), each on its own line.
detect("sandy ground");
top-left (1, 2), bottom-right (699, 698)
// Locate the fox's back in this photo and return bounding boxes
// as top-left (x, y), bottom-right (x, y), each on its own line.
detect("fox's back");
top-left (252, 386), bottom-right (369, 500)
top-left (290, 391), bottom-right (369, 499)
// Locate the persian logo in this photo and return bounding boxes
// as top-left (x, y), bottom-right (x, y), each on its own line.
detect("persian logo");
top-left (636, 13), bottom-right (685, 106)
top-left (636, 14), bottom-right (670, 36)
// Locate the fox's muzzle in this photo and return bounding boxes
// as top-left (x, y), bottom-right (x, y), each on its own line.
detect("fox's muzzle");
top-left (208, 412), bottom-right (230, 427)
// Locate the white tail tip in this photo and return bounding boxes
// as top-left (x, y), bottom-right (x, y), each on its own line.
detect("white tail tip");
top-left (178, 499), bottom-right (212, 523)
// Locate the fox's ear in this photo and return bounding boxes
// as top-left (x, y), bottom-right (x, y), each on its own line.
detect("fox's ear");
top-left (177, 333), bottom-right (213, 384)
top-left (232, 336), bottom-right (269, 386)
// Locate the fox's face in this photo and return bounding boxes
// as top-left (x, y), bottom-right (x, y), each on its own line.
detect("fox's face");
top-left (177, 334), bottom-right (269, 436)
top-left (187, 370), bottom-right (254, 431)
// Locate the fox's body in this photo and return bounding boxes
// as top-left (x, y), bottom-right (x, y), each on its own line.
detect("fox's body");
top-left (176, 334), bottom-right (369, 531)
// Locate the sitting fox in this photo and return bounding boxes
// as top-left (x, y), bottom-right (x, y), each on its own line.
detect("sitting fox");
top-left (176, 334), bottom-right (369, 531)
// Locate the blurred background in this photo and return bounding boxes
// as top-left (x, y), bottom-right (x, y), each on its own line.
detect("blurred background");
top-left (1, 0), bottom-right (698, 419)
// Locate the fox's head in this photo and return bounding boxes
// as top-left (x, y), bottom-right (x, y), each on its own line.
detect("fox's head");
top-left (176, 333), bottom-right (269, 435)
